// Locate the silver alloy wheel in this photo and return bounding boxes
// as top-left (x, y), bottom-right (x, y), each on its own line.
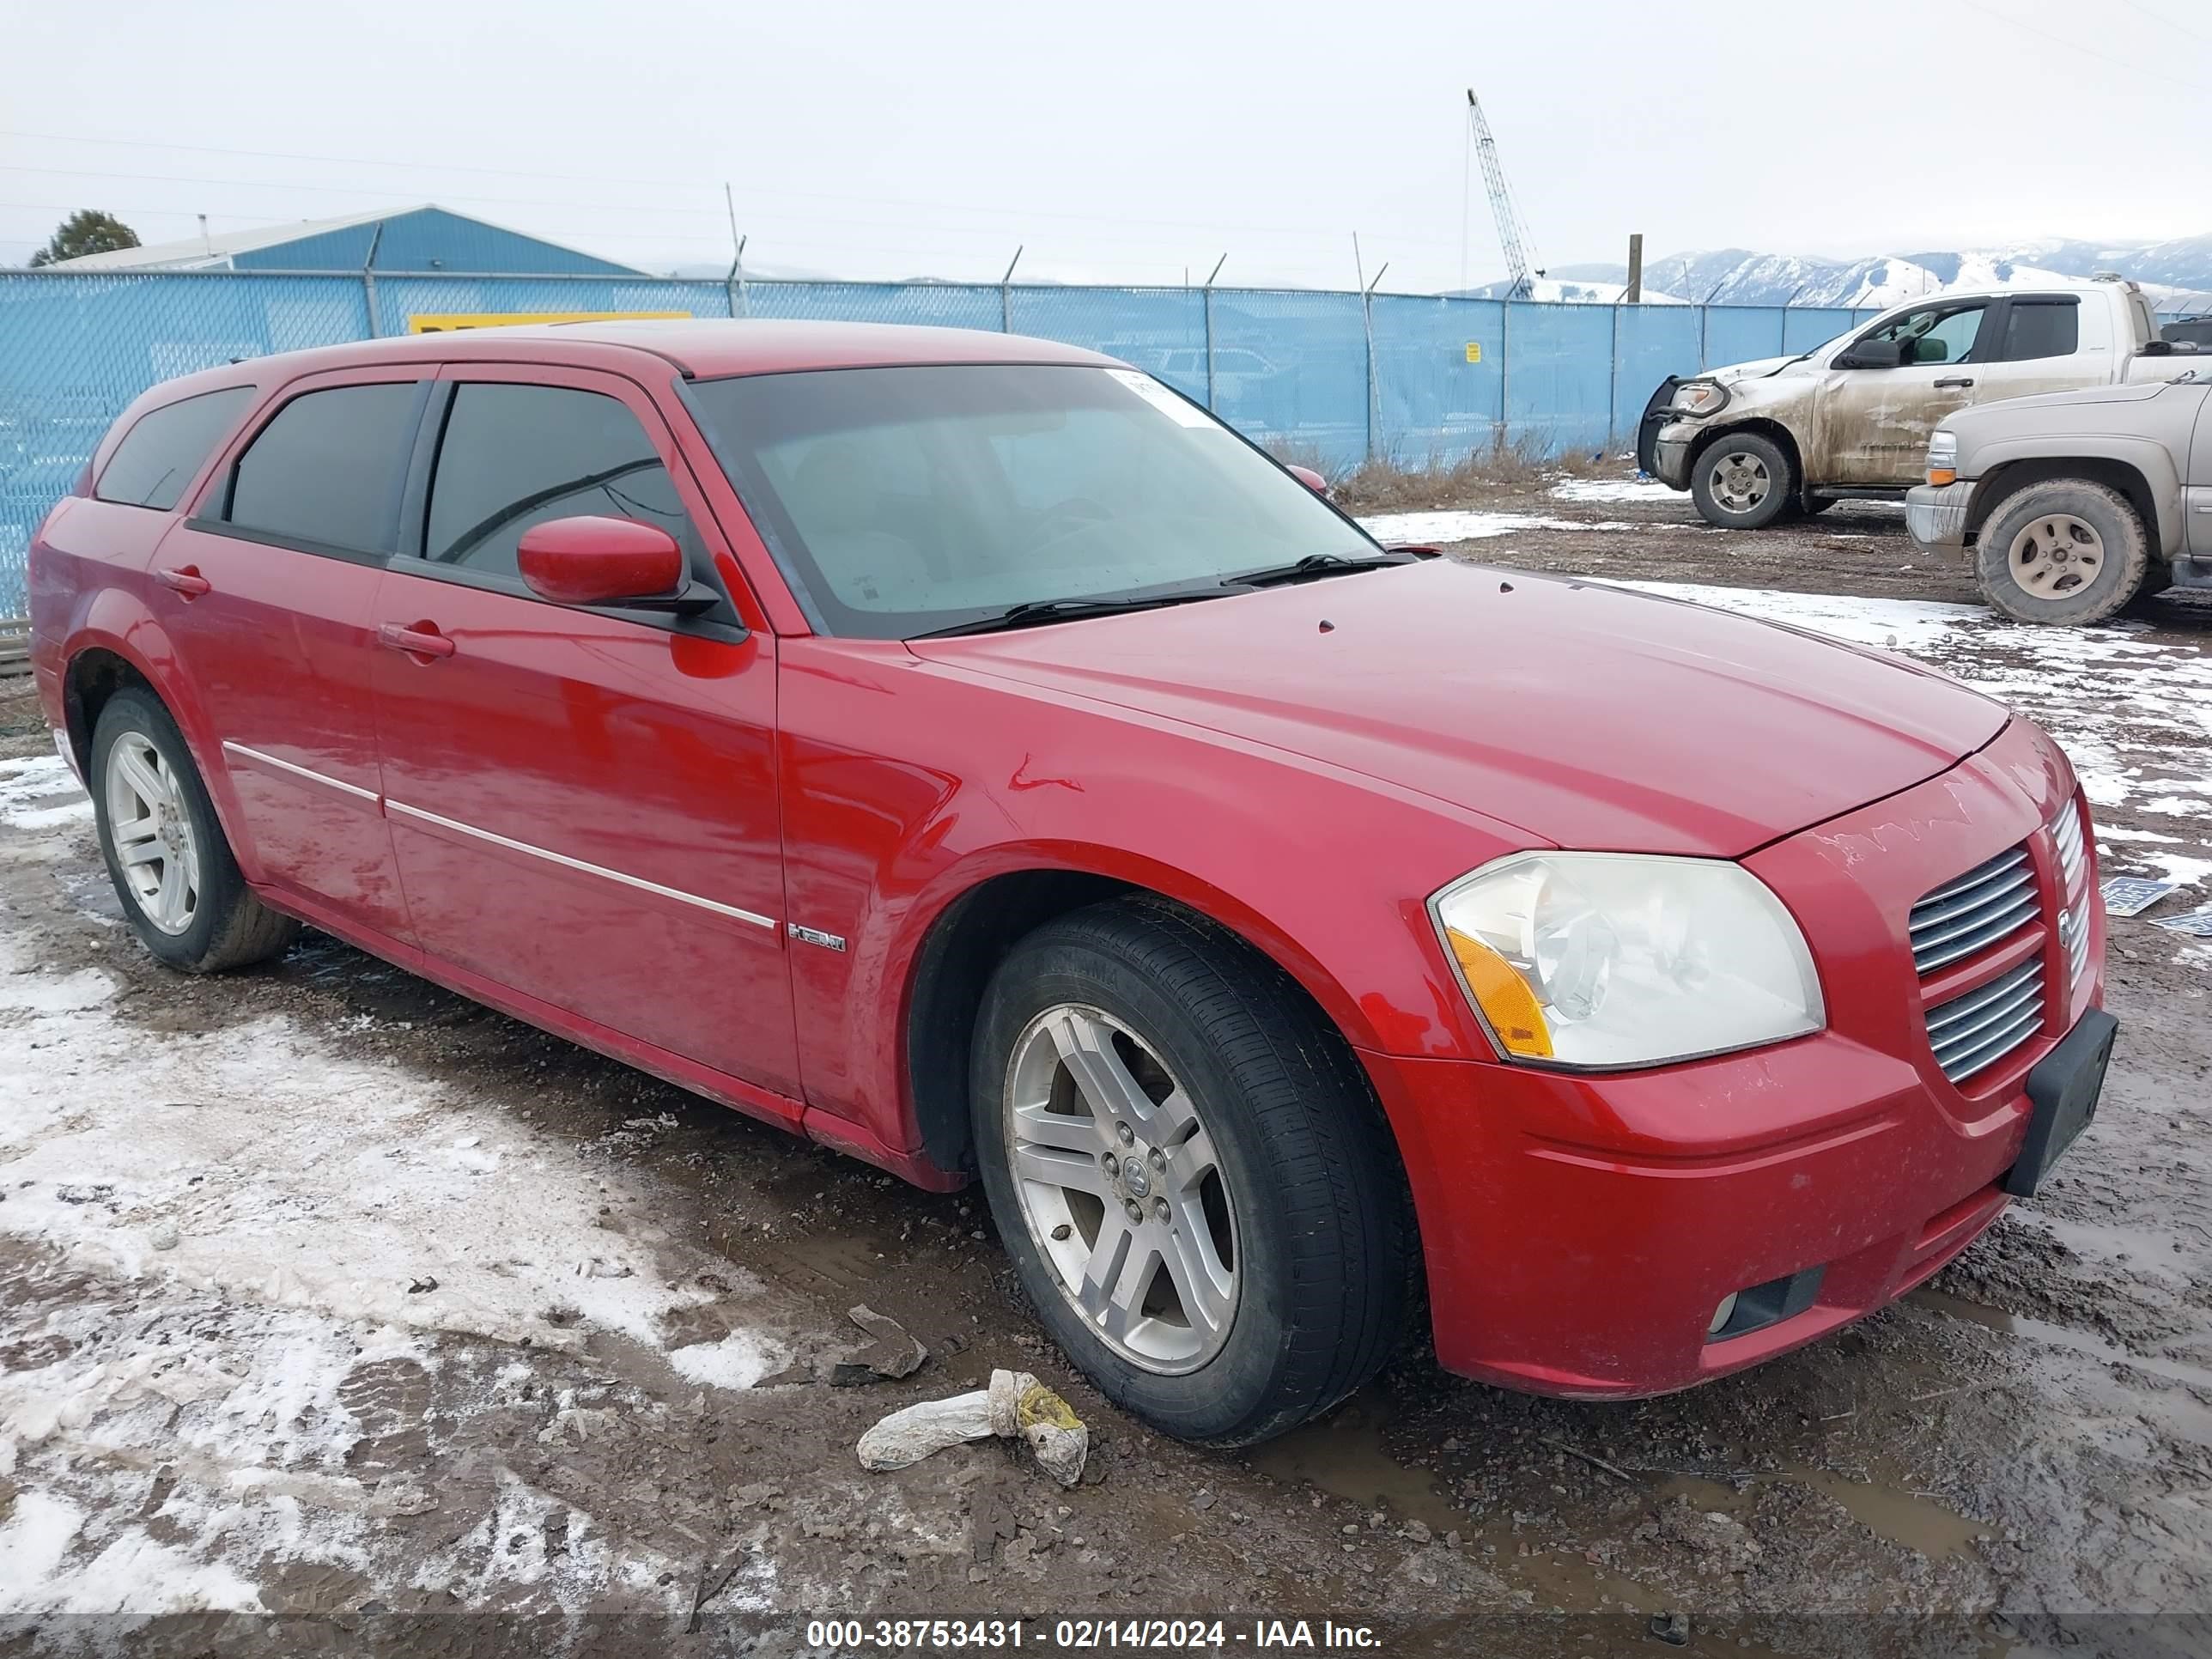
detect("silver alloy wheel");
top-left (1002, 1003), bottom-right (1238, 1374)
top-left (105, 732), bottom-right (200, 935)
top-left (1707, 449), bottom-right (1772, 514)
top-left (2008, 514), bottom-right (2105, 598)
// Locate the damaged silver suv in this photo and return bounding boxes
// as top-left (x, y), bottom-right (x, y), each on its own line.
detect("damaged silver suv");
top-left (1905, 371), bottom-right (2211, 624)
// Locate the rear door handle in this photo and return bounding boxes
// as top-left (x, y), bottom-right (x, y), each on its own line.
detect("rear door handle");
top-left (1933, 377), bottom-right (1974, 389)
top-left (377, 621), bottom-right (456, 660)
top-left (155, 565), bottom-right (211, 598)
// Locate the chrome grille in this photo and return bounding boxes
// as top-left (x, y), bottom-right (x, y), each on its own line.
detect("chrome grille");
top-left (1908, 846), bottom-right (2038, 975)
top-left (2051, 800), bottom-right (2086, 899)
top-left (1924, 957), bottom-right (2045, 1084)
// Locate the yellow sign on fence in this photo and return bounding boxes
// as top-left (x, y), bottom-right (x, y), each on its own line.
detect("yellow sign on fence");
top-left (1463, 342), bottom-right (1483, 363)
top-left (405, 310), bottom-right (691, 334)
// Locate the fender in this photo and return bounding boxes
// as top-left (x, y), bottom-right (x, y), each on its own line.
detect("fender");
top-left (907, 835), bottom-right (1410, 1054)
top-left (56, 592), bottom-right (267, 885)
top-left (1966, 434), bottom-right (2185, 556)
top-left (776, 639), bottom-right (1535, 1170)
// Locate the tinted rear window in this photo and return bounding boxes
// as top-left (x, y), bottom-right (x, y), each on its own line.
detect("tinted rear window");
top-left (94, 386), bottom-right (255, 511)
top-left (2002, 300), bottom-right (2079, 362)
top-left (226, 381), bottom-right (424, 554)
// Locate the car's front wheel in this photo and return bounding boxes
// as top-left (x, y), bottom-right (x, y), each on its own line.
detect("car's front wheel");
top-left (1689, 432), bottom-right (1796, 529)
top-left (1974, 480), bottom-right (2150, 625)
top-left (970, 899), bottom-right (1415, 1446)
top-left (90, 688), bottom-right (300, 972)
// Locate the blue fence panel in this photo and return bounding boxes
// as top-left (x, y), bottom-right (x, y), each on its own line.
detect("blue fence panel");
top-left (1204, 289), bottom-right (1367, 472)
top-left (372, 276), bottom-right (731, 336)
top-left (1700, 306), bottom-right (1786, 370)
top-left (0, 271), bottom-right (371, 612)
top-left (1008, 287), bottom-right (1207, 398)
top-left (1367, 294), bottom-right (1503, 468)
top-left (1783, 307), bottom-right (1859, 355)
top-left (1610, 307), bottom-right (1704, 448)
top-left (0, 267), bottom-right (1928, 613)
top-left (744, 281), bottom-right (1002, 332)
top-left (1503, 302), bottom-right (1613, 457)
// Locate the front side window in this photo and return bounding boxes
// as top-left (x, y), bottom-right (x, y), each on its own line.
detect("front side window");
top-left (423, 383), bottom-right (702, 578)
top-left (226, 381), bottom-right (423, 554)
top-left (1859, 302), bottom-right (1989, 366)
top-left (96, 386), bottom-right (255, 511)
top-left (685, 364), bottom-right (1370, 639)
top-left (1999, 299), bottom-right (2080, 362)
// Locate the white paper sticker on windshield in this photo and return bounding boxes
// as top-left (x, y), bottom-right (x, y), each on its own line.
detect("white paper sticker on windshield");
top-left (1106, 368), bottom-right (1214, 428)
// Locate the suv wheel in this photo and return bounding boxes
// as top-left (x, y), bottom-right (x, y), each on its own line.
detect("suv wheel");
top-left (1689, 433), bottom-right (1796, 529)
top-left (1974, 481), bottom-right (2150, 626)
top-left (969, 899), bottom-right (1414, 1447)
top-left (90, 689), bottom-right (300, 972)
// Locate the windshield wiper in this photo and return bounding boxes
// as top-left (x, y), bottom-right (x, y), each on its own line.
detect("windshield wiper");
top-left (908, 588), bottom-right (1235, 639)
top-left (1221, 550), bottom-right (1417, 588)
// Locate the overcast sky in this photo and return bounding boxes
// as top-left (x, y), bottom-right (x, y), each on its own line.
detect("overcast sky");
top-left (6, 0), bottom-right (2209, 289)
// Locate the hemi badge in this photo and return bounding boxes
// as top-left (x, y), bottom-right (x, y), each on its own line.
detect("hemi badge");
top-left (788, 923), bottom-right (848, 952)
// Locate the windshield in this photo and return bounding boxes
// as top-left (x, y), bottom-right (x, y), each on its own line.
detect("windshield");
top-left (684, 363), bottom-right (1374, 638)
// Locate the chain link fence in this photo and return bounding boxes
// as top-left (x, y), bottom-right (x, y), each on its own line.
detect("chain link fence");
top-left (2, 268), bottom-right (1896, 613)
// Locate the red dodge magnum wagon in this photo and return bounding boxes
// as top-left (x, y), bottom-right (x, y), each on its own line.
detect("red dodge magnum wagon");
top-left (27, 321), bottom-right (2115, 1445)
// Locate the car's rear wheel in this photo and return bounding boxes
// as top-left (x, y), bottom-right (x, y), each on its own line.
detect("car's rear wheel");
top-left (1689, 432), bottom-right (1796, 529)
top-left (969, 898), bottom-right (1414, 1446)
top-left (90, 689), bottom-right (299, 972)
top-left (1974, 481), bottom-right (2149, 626)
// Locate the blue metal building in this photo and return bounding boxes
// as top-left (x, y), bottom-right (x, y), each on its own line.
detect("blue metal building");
top-left (46, 204), bottom-right (643, 276)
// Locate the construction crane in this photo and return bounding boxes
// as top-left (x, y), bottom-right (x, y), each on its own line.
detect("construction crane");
top-left (1464, 90), bottom-right (1541, 299)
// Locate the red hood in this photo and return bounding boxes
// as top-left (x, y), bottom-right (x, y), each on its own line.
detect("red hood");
top-left (907, 561), bottom-right (2008, 857)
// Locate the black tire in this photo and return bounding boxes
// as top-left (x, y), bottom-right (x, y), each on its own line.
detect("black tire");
top-left (969, 898), bottom-right (1415, 1447)
top-left (89, 688), bottom-right (300, 973)
top-left (1974, 481), bottom-right (2150, 626)
top-left (1689, 431), bottom-right (1796, 530)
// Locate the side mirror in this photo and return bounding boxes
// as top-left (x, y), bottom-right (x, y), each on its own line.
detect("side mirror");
top-left (1285, 464), bottom-right (1330, 495)
top-left (1834, 337), bottom-right (1908, 370)
top-left (517, 516), bottom-right (694, 610)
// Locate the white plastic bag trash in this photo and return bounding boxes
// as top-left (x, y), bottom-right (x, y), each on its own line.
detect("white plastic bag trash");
top-left (856, 1368), bottom-right (1088, 1487)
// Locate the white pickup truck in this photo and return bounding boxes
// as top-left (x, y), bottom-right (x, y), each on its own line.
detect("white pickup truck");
top-left (1640, 277), bottom-right (2200, 529)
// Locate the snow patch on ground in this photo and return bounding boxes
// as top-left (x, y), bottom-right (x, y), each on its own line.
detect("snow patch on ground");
top-left (1550, 477), bottom-right (1680, 505)
top-left (1361, 509), bottom-right (1640, 544)
top-left (668, 1331), bottom-right (785, 1390)
top-left (0, 767), bottom-right (795, 1618)
top-left (0, 908), bottom-right (787, 1364)
top-left (0, 754), bottom-right (90, 832)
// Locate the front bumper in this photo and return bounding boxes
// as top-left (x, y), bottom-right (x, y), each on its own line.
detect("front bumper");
top-left (1906, 480), bottom-right (1975, 551)
top-left (1649, 422), bottom-right (1699, 489)
top-left (1365, 719), bottom-right (2104, 1397)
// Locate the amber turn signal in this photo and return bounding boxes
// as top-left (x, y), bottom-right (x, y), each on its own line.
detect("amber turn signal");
top-left (1444, 928), bottom-right (1553, 1059)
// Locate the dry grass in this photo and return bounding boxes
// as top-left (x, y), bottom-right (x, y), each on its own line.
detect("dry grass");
top-left (1283, 439), bottom-right (1615, 514)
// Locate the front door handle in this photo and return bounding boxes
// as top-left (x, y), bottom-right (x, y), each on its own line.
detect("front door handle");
top-left (377, 621), bottom-right (456, 660)
top-left (1933, 377), bottom-right (1975, 389)
top-left (155, 565), bottom-right (211, 599)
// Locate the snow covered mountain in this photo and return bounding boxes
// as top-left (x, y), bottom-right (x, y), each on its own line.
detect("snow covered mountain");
top-left (1544, 236), bottom-right (2212, 309)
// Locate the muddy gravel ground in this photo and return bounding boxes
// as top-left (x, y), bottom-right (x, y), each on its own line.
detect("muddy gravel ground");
top-left (2, 480), bottom-right (2209, 1659)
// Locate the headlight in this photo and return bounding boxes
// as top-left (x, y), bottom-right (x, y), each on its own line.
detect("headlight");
top-left (1429, 853), bottom-right (1824, 1069)
top-left (1925, 429), bottom-right (1958, 486)
top-left (1671, 380), bottom-right (1730, 417)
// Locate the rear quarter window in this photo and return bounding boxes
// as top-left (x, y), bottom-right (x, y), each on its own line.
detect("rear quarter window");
top-left (2001, 300), bottom-right (2080, 362)
top-left (94, 386), bottom-right (256, 511)
top-left (223, 381), bottom-right (425, 555)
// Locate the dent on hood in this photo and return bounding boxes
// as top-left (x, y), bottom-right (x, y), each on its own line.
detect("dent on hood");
top-left (1710, 355), bottom-right (1802, 385)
